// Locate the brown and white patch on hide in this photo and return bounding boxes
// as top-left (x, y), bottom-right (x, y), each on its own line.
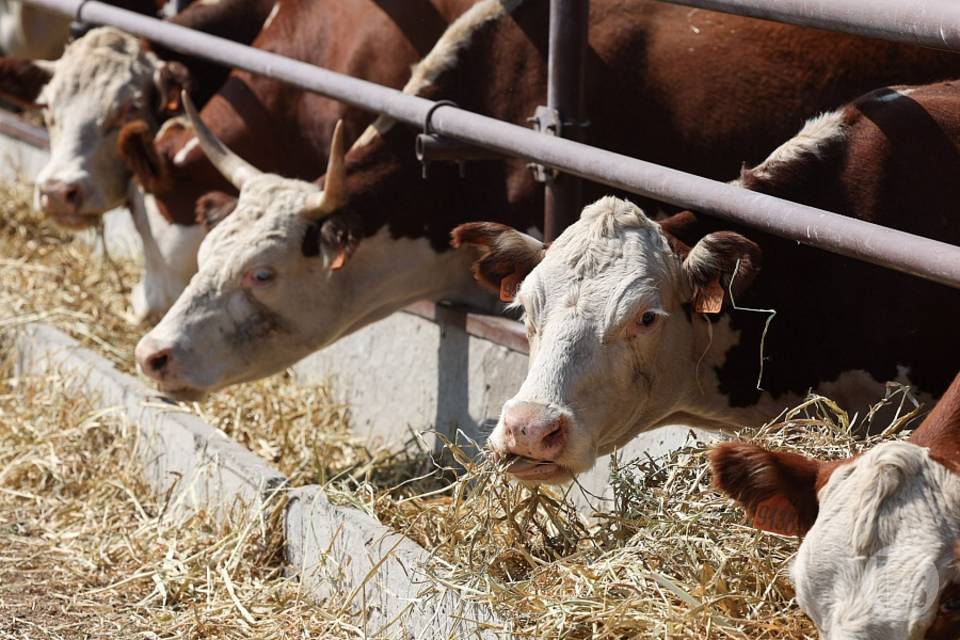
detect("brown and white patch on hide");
top-left (743, 109), bottom-right (848, 183)
top-left (353, 0), bottom-right (526, 149)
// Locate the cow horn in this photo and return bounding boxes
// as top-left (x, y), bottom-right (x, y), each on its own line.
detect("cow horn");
top-left (304, 120), bottom-right (347, 218)
top-left (181, 90), bottom-right (261, 190)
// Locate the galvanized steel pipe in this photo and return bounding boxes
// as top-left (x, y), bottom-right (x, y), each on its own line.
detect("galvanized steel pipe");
top-left (660, 0), bottom-right (960, 52)
top-left (543, 0), bottom-right (588, 241)
top-left (21, 0), bottom-right (960, 289)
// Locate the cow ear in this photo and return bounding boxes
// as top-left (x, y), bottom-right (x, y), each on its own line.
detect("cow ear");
top-left (153, 61), bottom-right (191, 115)
top-left (682, 231), bottom-right (761, 314)
top-left (314, 214), bottom-right (361, 271)
top-left (0, 57), bottom-right (55, 110)
top-left (118, 119), bottom-right (171, 193)
top-left (710, 442), bottom-right (824, 537)
top-left (195, 191), bottom-right (237, 231)
top-left (451, 222), bottom-right (545, 302)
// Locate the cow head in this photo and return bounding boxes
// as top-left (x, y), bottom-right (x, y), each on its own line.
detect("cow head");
top-left (135, 93), bottom-right (480, 397)
top-left (453, 198), bottom-right (760, 483)
top-left (1, 27), bottom-right (188, 227)
top-left (712, 440), bottom-right (960, 639)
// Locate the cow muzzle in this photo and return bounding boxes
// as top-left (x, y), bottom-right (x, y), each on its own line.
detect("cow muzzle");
top-left (36, 179), bottom-right (96, 229)
top-left (135, 336), bottom-right (204, 400)
top-left (492, 401), bottom-right (574, 483)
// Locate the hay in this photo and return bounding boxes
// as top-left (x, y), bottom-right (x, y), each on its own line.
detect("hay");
top-left (1, 178), bottom-right (925, 638)
top-left (357, 392), bottom-right (918, 639)
top-left (0, 182), bottom-right (384, 488)
top-left (0, 359), bottom-right (373, 638)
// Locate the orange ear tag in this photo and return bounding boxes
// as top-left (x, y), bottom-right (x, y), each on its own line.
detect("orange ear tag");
top-left (693, 278), bottom-right (725, 314)
top-left (329, 248), bottom-right (348, 271)
top-left (751, 495), bottom-right (802, 537)
top-left (500, 272), bottom-right (521, 302)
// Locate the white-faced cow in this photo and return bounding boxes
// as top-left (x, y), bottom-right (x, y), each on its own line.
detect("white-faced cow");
top-left (712, 370), bottom-right (960, 639)
top-left (135, 0), bottom-right (960, 397)
top-left (453, 80), bottom-right (960, 484)
top-left (0, 0), bottom-right (276, 321)
top-left (115, 0), bottom-right (480, 321)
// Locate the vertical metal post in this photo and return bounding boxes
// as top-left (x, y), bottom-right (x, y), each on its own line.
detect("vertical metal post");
top-left (544, 0), bottom-right (588, 241)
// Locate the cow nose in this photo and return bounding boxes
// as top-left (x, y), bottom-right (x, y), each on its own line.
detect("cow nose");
top-left (135, 338), bottom-right (173, 381)
top-left (38, 180), bottom-right (84, 214)
top-left (501, 401), bottom-right (567, 461)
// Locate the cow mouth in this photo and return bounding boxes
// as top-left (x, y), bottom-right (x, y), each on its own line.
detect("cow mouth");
top-left (152, 382), bottom-right (208, 403)
top-left (502, 455), bottom-right (571, 484)
top-left (48, 211), bottom-right (101, 230)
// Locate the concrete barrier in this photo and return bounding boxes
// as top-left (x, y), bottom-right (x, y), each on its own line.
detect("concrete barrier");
top-left (10, 322), bottom-right (503, 638)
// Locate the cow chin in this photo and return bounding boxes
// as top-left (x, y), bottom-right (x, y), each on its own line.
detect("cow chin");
top-left (48, 211), bottom-right (102, 230)
top-left (508, 461), bottom-right (573, 485)
top-left (156, 385), bottom-right (208, 403)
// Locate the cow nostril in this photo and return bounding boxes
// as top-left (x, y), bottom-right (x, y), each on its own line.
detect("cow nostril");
top-left (541, 423), bottom-right (564, 452)
top-left (63, 184), bottom-right (81, 205)
top-left (147, 352), bottom-right (169, 373)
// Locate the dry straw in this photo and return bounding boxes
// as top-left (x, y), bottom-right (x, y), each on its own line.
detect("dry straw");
top-left (0, 181), bottom-right (925, 638)
top-left (0, 358), bottom-right (376, 638)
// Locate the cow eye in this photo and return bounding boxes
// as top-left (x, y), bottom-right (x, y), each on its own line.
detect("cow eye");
top-left (244, 267), bottom-right (277, 287)
top-left (625, 310), bottom-right (662, 338)
top-left (941, 598), bottom-right (960, 612)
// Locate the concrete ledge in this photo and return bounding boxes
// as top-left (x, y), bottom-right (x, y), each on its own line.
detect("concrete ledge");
top-left (10, 322), bottom-right (500, 636)
top-left (287, 486), bottom-right (504, 639)
top-left (13, 322), bottom-right (286, 515)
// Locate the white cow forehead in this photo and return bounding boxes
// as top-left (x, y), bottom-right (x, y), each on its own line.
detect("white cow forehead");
top-left (42, 27), bottom-right (156, 112)
top-left (520, 196), bottom-right (676, 313)
top-left (794, 442), bottom-right (960, 637)
top-left (197, 175), bottom-right (319, 269)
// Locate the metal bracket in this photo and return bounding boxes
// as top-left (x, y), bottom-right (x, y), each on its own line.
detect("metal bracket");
top-left (69, 0), bottom-right (93, 41)
top-left (527, 105), bottom-right (561, 183)
top-left (527, 106), bottom-right (590, 183)
top-left (527, 105), bottom-right (590, 183)
top-left (419, 100), bottom-right (463, 179)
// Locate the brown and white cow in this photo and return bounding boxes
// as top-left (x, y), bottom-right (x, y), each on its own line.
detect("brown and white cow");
top-left (0, 0), bottom-right (281, 320)
top-left (114, 0), bottom-right (478, 323)
top-left (135, 0), bottom-right (960, 397)
top-left (711, 370), bottom-right (960, 639)
top-left (0, 0), bottom-right (274, 224)
top-left (452, 80), bottom-right (960, 484)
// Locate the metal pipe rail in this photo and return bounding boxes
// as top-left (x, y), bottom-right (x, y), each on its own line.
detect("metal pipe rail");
top-left (22, 0), bottom-right (960, 289)
top-left (542, 0), bottom-right (588, 241)
top-left (661, 0), bottom-right (960, 52)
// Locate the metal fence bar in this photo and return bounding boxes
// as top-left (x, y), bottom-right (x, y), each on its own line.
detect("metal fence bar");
top-left (22, 0), bottom-right (960, 289)
top-left (542, 0), bottom-right (588, 241)
top-left (659, 0), bottom-right (960, 52)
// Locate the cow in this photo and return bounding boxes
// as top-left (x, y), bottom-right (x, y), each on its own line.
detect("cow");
top-left (710, 370), bottom-right (960, 639)
top-left (451, 80), bottom-right (960, 484)
top-left (0, 0), bottom-right (279, 320)
top-left (0, 0), bottom-right (161, 60)
top-left (0, 0), bottom-right (275, 224)
top-left (134, 0), bottom-right (960, 399)
top-left (115, 0), bottom-right (480, 317)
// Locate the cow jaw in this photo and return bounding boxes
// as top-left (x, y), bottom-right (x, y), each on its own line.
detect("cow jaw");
top-left (33, 27), bottom-right (165, 223)
top-left (137, 174), bottom-right (484, 396)
top-left (791, 443), bottom-right (960, 640)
